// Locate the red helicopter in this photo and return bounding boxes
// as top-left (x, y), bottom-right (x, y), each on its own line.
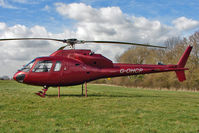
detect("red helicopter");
top-left (0, 38), bottom-right (192, 97)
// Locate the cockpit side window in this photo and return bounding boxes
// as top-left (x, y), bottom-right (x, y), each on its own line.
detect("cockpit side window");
top-left (54, 61), bottom-right (61, 71)
top-left (32, 60), bottom-right (52, 72)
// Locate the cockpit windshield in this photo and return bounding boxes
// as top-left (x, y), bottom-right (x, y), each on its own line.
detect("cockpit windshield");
top-left (20, 59), bottom-right (35, 72)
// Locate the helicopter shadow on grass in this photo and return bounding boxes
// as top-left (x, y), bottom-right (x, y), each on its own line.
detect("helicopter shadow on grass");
top-left (45, 93), bottom-right (162, 98)
top-left (44, 94), bottom-right (199, 100)
top-left (45, 92), bottom-right (199, 99)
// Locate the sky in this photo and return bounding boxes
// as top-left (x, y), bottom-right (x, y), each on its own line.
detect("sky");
top-left (0, 0), bottom-right (199, 77)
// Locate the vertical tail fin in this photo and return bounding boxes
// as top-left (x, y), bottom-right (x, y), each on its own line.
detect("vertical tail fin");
top-left (177, 45), bottom-right (193, 68)
top-left (175, 45), bottom-right (192, 82)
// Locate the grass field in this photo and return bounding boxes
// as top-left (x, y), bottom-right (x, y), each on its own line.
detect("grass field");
top-left (0, 80), bottom-right (199, 133)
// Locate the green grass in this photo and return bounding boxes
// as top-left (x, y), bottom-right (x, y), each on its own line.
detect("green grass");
top-left (0, 80), bottom-right (199, 133)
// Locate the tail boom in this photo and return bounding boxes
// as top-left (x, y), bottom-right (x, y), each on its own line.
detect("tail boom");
top-left (101, 45), bottom-right (192, 82)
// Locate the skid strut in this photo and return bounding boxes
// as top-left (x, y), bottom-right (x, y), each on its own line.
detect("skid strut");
top-left (58, 86), bottom-right (60, 98)
top-left (81, 82), bottom-right (87, 97)
top-left (85, 82), bottom-right (87, 97)
top-left (82, 84), bottom-right (84, 96)
top-left (35, 86), bottom-right (48, 98)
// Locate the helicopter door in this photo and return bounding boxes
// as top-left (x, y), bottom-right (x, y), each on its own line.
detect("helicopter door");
top-left (28, 60), bottom-right (53, 85)
top-left (60, 60), bottom-right (70, 85)
top-left (49, 61), bottom-right (62, 85)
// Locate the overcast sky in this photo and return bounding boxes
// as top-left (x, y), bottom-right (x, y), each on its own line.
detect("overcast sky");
top-left (0, 0), bottom-right (199, 77)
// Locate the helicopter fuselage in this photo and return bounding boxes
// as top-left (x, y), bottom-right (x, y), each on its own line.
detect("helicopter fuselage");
top-left (13, 46), bottom-right (192, 87)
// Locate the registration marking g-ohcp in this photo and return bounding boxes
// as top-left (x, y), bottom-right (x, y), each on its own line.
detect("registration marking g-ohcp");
top-left (120, 68), bottom-right (143, 74)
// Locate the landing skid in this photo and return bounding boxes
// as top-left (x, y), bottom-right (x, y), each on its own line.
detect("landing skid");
top-left (35, 92), bottom-right (46, 97)
top-left (35, 87), bottom-right (48, 98)
top-left (35, 83), bottom-right (87, 98)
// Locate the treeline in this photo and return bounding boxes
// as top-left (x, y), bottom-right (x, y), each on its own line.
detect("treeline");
top-left (94, 31), bottom-right (199, 90)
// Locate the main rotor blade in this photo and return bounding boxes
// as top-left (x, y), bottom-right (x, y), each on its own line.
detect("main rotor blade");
top-left (84, 41), bottom-right (166, 48)
top-left (0, 38), bottom-right (65, 43)
top-left (0, 38), bottom-right (166, 48)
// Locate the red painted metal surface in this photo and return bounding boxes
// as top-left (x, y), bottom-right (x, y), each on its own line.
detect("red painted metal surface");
top-left (13, 45), bottom-right (193, 87)
top-left (58, 86), bottom-right (60, 98)
top-left (85, 82), bottom-right (87, 97)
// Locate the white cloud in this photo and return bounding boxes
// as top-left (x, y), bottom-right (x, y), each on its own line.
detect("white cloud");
top-left (55, 3), bottom-right (126, 24)
top-left (0, 0), bottom-right (17, 9)
top-left (55, 2), bottom-right (180, 43)
top-left (55, 3), bottom-right (199, 43)
top-left (42, 5), bottom-right (50, 12)
top-left (172, 17), bottom-right (199, 31)
top-left (12, 0), bottom-right (27, 3)
top-left (12, 0), bottom-right (40, 4)
top-left (0, 23), bottom-right (65, 77)
top-left (55, 3), bottom-right (98, 22)
top-left (0, 22), bottom-right (7, 30)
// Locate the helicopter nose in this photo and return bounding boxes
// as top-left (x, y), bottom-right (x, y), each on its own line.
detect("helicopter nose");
top-left (13, 73), bottom-right (26, 83)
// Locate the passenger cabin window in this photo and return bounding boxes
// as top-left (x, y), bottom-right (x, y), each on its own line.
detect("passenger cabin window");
top-left (32, 60), bottom-right (52, 72)
top-left (54, 61), bottom-right (61, 71)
